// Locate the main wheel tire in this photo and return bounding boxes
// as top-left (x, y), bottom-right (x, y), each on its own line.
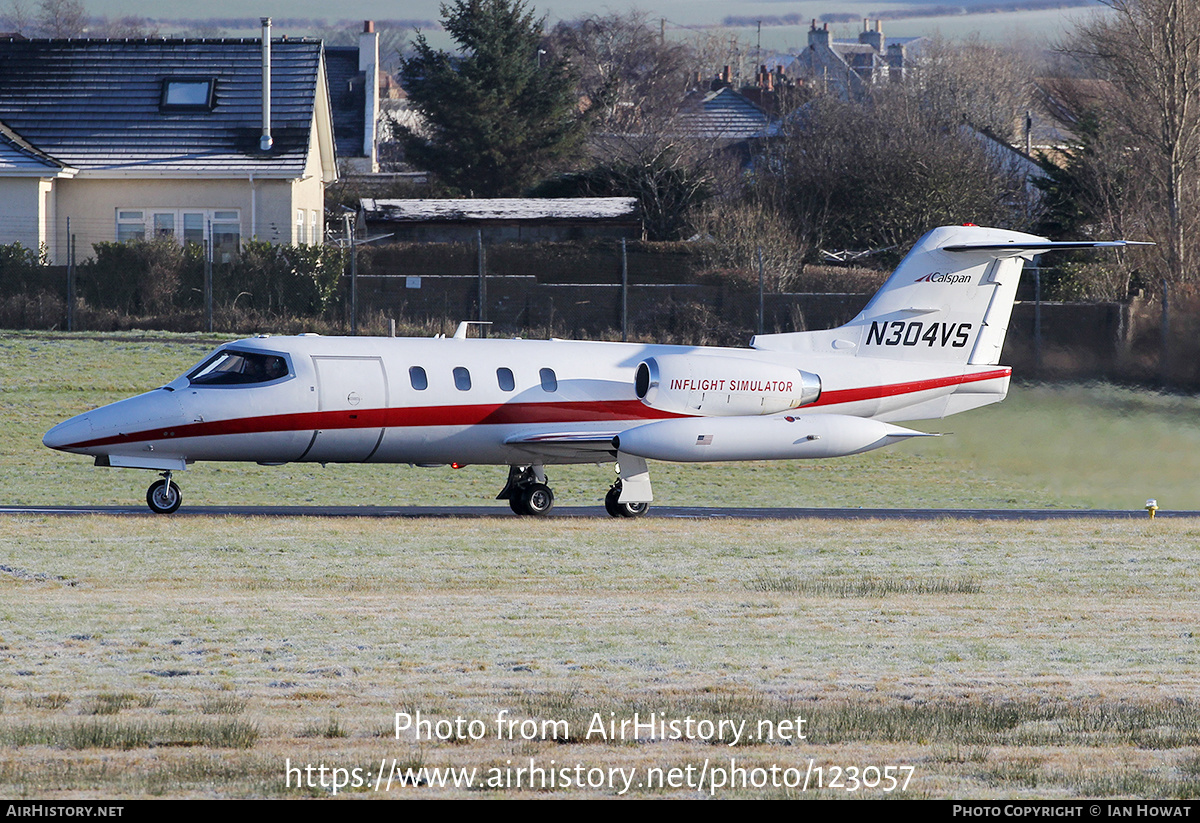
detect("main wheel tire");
top-left (146, 479), bottom-right (182, 514)
top-left (605, 485), bottom-right (648, 518)
top-left (509, 495), bottom-right (529, 516)
top-left (620, 501), bottom-right (649, 518)
top-left (521, 483), bottom-right (554, 516)
top-left (604, 485), bottom-right (623, 518)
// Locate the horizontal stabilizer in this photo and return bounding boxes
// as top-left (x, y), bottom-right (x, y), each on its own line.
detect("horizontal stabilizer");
top-left (944, 240), bottom-right (1152, 253)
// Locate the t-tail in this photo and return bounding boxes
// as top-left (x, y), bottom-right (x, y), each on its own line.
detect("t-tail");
top-left (751, 224), bottom-right (1144, 365)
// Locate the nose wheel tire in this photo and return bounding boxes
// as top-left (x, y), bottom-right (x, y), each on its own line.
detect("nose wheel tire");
top-left (147, 479), bottom-right (182, 514)
top-left (605, 484), bottom-right (649, 518)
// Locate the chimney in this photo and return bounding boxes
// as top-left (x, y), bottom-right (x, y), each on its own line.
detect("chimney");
top-left (722, 65), bottom-right (731, 85)
top-left (260, 17), bottom-right (273, 152)
top-left (360, 20), bottom-right (380, 171)
top-left (886, 42), bottom-right (906, 82)
top-left (808, 20), bottom-right (830, 49)
top-left (859, 18), bottom-right (884, 52)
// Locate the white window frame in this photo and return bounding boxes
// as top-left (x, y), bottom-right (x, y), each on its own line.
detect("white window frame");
top-left (116, 208), bottom-right (241, 260)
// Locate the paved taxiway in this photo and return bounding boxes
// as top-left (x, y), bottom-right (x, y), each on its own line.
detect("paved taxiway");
top-left (0, 505), bottom-right (1191, 519)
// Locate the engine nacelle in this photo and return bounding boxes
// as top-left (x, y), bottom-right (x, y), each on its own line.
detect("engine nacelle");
top-left (614, 414), bottom-right (928, 462)
top-left (635, 354), bottom-right (821, 417)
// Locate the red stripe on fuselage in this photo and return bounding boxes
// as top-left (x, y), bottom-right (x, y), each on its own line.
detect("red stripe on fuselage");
top-left (62, 399), bottom-right (683, 450)
top-left (812, 367), bottom-right (1010, 407)
top-left (57, 368), bottom-right (1011, 451)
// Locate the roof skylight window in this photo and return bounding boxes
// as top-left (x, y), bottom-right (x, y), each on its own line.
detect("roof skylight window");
top-left (161, 78), bottom-right (215, 111)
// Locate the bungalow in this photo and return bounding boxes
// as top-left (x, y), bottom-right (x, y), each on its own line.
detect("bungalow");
top-left (0, 19), bottom-right (337, 264)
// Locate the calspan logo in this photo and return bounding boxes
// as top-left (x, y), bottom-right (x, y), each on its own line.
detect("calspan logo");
top-left (915, 271), bottom-right (972, 285)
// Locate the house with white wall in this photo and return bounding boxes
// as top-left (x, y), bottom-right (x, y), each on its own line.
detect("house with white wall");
top-left (0, 19), bottom-right (337, 264)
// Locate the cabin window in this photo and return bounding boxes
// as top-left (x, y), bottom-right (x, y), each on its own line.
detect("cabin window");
top-left (188, 350), bottom-right (288, 385)
top-left (496, 367), bottom-right (515, 392)
top-left (453, 367), bottom-right (471, 391)
top-left (539, 368), bottom-right (558, 392)
top-left (409, 366), bottom-right (428, 391)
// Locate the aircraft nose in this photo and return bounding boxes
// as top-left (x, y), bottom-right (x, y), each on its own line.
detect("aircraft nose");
top-left (43, 414), bottom-right (92, 451)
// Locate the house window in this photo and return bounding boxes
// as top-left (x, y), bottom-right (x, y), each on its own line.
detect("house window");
top-left (116, 208), bottom-right (241, 261)
top-left (309, 210), bottom-right (319, 244)
top-left (116, 210), bottom-right (146, 242)
top-left (161, 78), bottom-right (215, 111)
top-left (153, 213), bottom-right (175, 238)
top-left (296, 209), bottom-right (306, 245)
top-left (182, 213), bottom-right (205, 246)
top-left (211, 211), bottom-right (241, 263)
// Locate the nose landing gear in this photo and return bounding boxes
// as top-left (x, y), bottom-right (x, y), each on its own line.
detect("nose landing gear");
top-left (146, 471), bottom-right (182, 514)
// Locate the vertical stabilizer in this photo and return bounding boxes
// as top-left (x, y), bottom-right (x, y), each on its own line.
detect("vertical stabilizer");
top-left (751, 225), bottom-right (1139, 365)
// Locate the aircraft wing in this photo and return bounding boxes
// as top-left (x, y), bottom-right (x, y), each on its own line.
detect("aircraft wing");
top-left (503, 430), bottom-right (620, 461)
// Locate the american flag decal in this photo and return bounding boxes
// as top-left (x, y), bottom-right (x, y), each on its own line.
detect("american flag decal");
top-left (696, 434), bottom-right (713, 445)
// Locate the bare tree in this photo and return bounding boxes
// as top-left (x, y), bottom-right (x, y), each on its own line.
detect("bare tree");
top-left (2, 0), bottom-right (87, 36)
top-left (1065, 0), bottom-right (1200, 284)
top-left (748, 94), bottom-right (1035, 260)
top-left (908, 33), bottom-right (1037, 142)
top-left (0, 0), bottom-right (33, 33)
top-left (688, 29), bottom-right (757, 92)
top-left (91, 16), bottom-right (158, 38)
top-left (36, 0), bottom-right (85, 36)
top-left (547, 11), bottom-right (695, 134)
top-left (542, 12), bottom-right (745, 240)
top-left (689, 199), bottom-right (808, 290)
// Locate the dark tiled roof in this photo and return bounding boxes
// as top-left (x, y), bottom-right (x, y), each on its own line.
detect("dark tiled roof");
top-left (0, 119), bottom-right (73, 173)
top-left (324, 46), bottom-right (366, 159)
top-left (676, 87), bottom-right (770, 139)
top-left (0, 37), bottom-right (324, 176)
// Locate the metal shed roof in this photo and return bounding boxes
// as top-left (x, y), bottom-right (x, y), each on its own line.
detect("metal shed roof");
top-left (362, 198), bottom-right (640, 223)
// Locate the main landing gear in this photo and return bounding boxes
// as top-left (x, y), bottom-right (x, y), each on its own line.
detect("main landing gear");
top-left (498, 465), bottom-right (555, 516)
top-left (146, 471), bottom-right (182, 514)
top-left (498, 465), bottom-right (650, 518)
top-left (605, 480), bottom-right (649, 518)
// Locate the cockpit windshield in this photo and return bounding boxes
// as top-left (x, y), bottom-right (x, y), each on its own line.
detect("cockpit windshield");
top-left (188, 350), bottom-right (289, 386)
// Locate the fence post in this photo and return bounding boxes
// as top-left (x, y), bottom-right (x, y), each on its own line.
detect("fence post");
top-left (205, 220), bottom-right (213, 333)
top-left (342, 212), bottom-right (358, 335)
top-left (757, 246), bottom-right (764, 337)
top-left (66, 217), bottom-right (74, 332)
top-left (621, 237), bottom-right (628, 342)
top-left (1161, 278), bottom-right (1170, 382)
top-left (1033, 263), bottom-right (1042, 372)
top-left (477, 229), bottom-right (487, 337)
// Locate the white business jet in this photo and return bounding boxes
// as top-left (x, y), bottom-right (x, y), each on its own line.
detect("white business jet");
top-left (43, 225), bottom-right (1139, 515)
